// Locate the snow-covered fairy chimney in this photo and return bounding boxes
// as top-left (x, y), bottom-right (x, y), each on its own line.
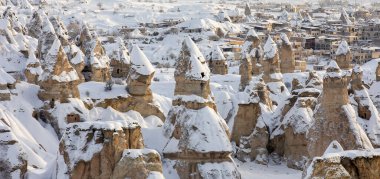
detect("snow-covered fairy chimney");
top-left (307, 60), bottom-right (373, 157)
top-left (127, 45), bottom-right (155, 100)
top-left (335, 40), bottom-right (352, 70)
top-left (110, 37), bottom-right (131, 78)
top-left (279, 33), bottom-right (295, 73)
top-left (208, 45), bottom-right (227, 75)
top-left (262, 35), bottom-right (282, 83)
top-left (174, 36), bottom-right (211, 99)
top-left (38, 36), bottom-right (80, 103)
top-left (163, 37), bottom-right (240, 179)
top-left (24, 46), bottom-right (43, 84)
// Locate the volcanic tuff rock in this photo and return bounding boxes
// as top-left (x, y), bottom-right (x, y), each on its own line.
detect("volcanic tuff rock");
top-left (307, 61), bottom-right (373, 158)
top-left (163, 37), bottom-right (240, 179)
top-left (304, 141), bottom-right (380, 179)
top-left (207, 45), bottom-right (228, 75)
top-left (110, 38), bottom-right (131, 78)
top-left (57, 121), bottom-right (163, 179)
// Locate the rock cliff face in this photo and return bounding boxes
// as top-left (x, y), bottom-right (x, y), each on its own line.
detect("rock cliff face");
top-left (307, 61), bottom-right (373, 158)
top-left (304, 142), bottom-right (380, 179)
top-left (57, 121), bottom-right (163, 179)
top-left (163, 37), bottom-right (240, 179)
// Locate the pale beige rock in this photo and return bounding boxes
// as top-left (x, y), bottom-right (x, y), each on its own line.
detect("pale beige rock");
top-left (279, 33), bottom-right (296, 74)
top-left (239, 56), bottom-right (252, 91)
top-left (307, 61), bottom-right (373, 158)
top-left (303, 149), bottom-right (380, 179)
top-left (58, 122), bottom-right (147, 179)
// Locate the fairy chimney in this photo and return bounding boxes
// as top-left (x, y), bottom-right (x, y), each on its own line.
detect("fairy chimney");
top-left (38, 37), bottom-right (80, 103)
top-left (208, 45), bottom-right (227, 75)
top-left (233, 79), bottom-right (272, 146)
top-left (163, 37), bottom-right (240, 179)
top-left (307, 60), bottom-right (373, 157)
top-left (262, 35), bottom-right (282, 83)
top-left (239, 54), bottom-right (252, 91)
top-left (110, 38), bottom-right (131, 78)
top-left (127, 45), bottom-right (155, 101)
top-left (174, 37), bottom-right (211, 99)
top-left (78, 24), bottom-right (111, 82)
top-left (37, 15), bottom-right (57, 63)
top-left (49, 16), bottom-right (69, 46)
top-left (242, 29), bottom-right (262, 76)
top-left (67, 45), bottom-right (85, 83)
top-left (3, 7), bottom-right (26, 34)
top-left (279, 33), bottom-right (295, 73)
top-left (24, 47), bottom-right (43, 84)
top-left (335, 40), bottom-right (352, 70)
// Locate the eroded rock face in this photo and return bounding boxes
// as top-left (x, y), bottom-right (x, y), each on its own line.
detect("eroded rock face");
top-left (307, 61), bottom-right (373, 158)
top-left (78, 24), bottom-right (111, 82)
top-left (335, 40), bottom-right (352, 70)
top-left (279, 33), bottom-right (295, 73)
top-left (207, 45), bottom-right (228, 75)
top-left (113, 149), bottom-right (163, 179)
top-left (239, 56), bottom-right (252, 91)
top-left (262, 36), bottom-right (281, 83)
top-left (110, 38), bottom-right (130, 78)
top-left (232, 79), bottom-right (272, 146)
top-left (303, 148), bottom-right (380, 179)
top-left (38, 37), bottom-right (80, 102)
top-left (127, 45), bottom-right (155, 98)
top-left (174, 37), bottom-right (211, 99)
top-left (163, 37), bottom-right (240, 179)
top-left (24, 48), bottom-right (43, 84)
top-left (57, 121), bottom-right (154, 179)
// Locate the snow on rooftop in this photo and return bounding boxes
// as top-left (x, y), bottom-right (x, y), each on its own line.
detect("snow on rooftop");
top-left (130, 45), bottom-right (155, 76)
top-left (263, 35), bottom-right (278, 59)
top-left (336, 40), bottom-right (350, 56)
